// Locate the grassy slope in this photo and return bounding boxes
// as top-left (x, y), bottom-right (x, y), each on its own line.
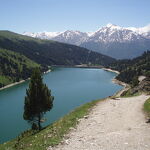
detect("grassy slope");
top-left (144, 98), bottom-right (150, 117)
top-left (0, 48), bottom-right (39, 68)
top-left (0, 99), bottom-right (101, 150)
top-left (0, 48), bottom-right (40, 87)
top-left (120, 89), bottom-right (140, 97)
top-left (0, 30), bottom-right (116, 66)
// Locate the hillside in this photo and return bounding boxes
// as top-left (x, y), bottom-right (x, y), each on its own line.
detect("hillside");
top-left (0, 30), bottom-right (116, 66)
top-left (108, 51), bottom-right (150, 92)
top-left (0, 48), bottom-right (40, 88)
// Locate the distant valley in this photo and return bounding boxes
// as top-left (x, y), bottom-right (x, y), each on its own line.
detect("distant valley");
top-left (24, 24), bottom-right (150, 59)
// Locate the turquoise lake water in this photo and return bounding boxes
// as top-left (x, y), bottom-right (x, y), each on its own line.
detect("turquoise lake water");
top-left (0, 67), bottom-right (123, 144)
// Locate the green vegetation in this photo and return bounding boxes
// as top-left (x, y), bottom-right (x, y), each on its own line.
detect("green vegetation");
top-left (0, 48), bottom-right (40, 88)
top-left (106, 51), bottom-right (150, 95)
top-left (144, 98), bottom-right (150, 117)
top-left (109, 51), bottom-right (150, 86)
top-left (0, 30), bottom-right (54, 44)
top-left (120, 89), bottom-right (140, 97)
top-left (0, 30), bottom-right (116, 67)
top-left (24, 68), bottom-right (54, 130)
top-left (0, 99), bottom-right (100, 150)
top-left (0, 75), bottom-right (12, 86)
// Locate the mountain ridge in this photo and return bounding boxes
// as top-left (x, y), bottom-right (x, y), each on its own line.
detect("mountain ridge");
top-left (23, 24), bottom-right (150, 42)
top-left (23, 24), bottom-right (150, 59)
top-left (0, 30), bottom-right (115, 66)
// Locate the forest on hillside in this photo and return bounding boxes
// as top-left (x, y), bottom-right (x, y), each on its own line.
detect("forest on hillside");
top-left (0, 31), bottom-right (115, 66)
top-left (109, 51), bottom-right (150, 87)
top-left (0, 48), bottom-right (40, 88)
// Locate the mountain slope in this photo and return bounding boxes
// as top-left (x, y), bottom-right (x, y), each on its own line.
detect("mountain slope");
top-left (81, 24), bottom-right (150, 59)
top-left (23, 24), bottom-right (150, 59)
top-left (23, 30), bottom-right (89, 45)
top-left (0, 30), bottom-right (116, 66)
top-left (127, 24), bottom-right (150, 39)
top-left (0, 48), bottom-right (40, 88)
top-left (109, 51), bottom-right (150, 86)
top-left (51, 30), bottom-right (88, 45)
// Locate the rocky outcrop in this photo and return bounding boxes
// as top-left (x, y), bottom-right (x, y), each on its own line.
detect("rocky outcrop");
top-left (131, 77), bottom-right (150, 94)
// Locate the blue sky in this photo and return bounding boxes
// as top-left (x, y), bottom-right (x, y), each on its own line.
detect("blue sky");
top-left (0, 0), bottom-right (150, 33)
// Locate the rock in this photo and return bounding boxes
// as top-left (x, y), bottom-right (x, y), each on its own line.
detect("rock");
top-left (84, 116), bottom-right (88, 119)
top-left (131, 77), bottom-right (150, 94)
top-left (65, 139), bottom-right (69, 145)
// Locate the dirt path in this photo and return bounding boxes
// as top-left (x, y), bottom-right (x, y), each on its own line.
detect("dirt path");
top-left (48, 95), bottom-right (150, 150)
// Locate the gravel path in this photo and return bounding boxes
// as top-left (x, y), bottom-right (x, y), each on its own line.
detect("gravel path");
top-left (48, 95), bottom-right (150, 150)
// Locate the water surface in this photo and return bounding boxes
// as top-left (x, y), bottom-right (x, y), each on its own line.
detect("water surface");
top-left (0, 68), bottom-right (122, 143)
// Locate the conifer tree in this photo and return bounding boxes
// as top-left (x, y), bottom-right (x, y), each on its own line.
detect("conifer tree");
top-left (23, 68), bottom-right (54, 130)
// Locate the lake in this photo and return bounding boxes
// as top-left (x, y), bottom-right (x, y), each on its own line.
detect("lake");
top-left (0, 67), bottom-right (122, 144)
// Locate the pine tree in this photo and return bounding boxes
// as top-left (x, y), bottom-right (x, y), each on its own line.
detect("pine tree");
top-left (23, 68), bottom-right (54, 130)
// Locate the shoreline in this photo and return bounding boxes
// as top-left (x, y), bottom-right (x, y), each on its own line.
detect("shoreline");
top-left (0, 67), bottom-right (123, 93)
top-left (102, 67), bottom-right (120, 74)
top-left (0, 69), bottom-right (51, 91)
top-left (52, 64), bottom-right (103, 69)
top-left (101, 67), bottom-right (129, 97)
top-left (112, 78), bottom-right (129, 97)
top-left (49, 65), bottom-right (127, 97)
top-left (0, 79), bottom-right (28, 91)
top-left (44, 69), bottom-right (51, 74)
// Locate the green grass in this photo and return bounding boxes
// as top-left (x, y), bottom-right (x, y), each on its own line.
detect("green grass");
top-left (0, 99), bottom-right (101, 150)
top-left (144, 98), bottom-right (150, 117)
top-left (0, 75), bottom-right (13, 85)
top-left (0, 30), bottom-right (57, 44)
top-left (0, 48), bottom-right (40, 87)
top-left (0, 48), bottom-right (40, 69)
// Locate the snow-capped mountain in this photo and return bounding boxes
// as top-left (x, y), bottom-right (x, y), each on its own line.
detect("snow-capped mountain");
top-left (81, 24), bottom-right (150, 59)
top-left (23, 31), bottom-right (62, 39)
top-left (23, 30), bottom-right (89, 45)
top-left (52, 30), bottom-right (89, 45)
top-left (127, 24), bottom-right (150, 39)
top-left (23, 24), bottom-right (150, 59)
top-left (85, 24), bottom-right (145, 43)
top-left (23, 24), bottom-right (150, 43)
